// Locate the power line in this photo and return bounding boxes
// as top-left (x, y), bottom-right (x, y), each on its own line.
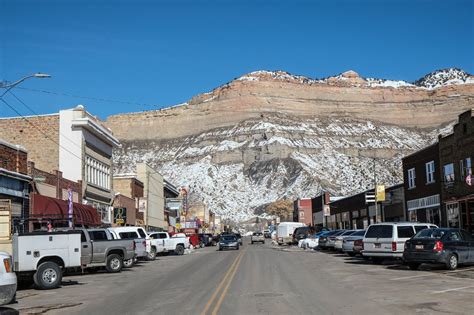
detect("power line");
top-left (0, 98), bottom-right (83, 162)
top-left (16, 86), bottom-right (161, 108)
top-left (7, 90), bottom-right (84, 152)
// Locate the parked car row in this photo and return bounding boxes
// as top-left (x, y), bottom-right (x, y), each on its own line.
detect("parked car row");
top-left (293, 222), bottom-right (474, 270)
top-left (4, 226), bottom-right (219, 300)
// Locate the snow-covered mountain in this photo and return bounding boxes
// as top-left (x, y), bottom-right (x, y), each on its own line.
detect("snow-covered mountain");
top-left (107, 68), bottom-right (474, 221)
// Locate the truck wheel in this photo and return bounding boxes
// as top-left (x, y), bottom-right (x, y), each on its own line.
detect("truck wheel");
top-left (123, 258), bottom-right (134, 268)
top-left (106, 254), bottom-right (123, 273)
top-left (175, 245), bottom-right (185, 255)
top-left (34, 262), bottom-right (62, 290)
top-left (146, 247), bottom-right (157, 261)
top-left (408, 263), bottom-right (420, 270)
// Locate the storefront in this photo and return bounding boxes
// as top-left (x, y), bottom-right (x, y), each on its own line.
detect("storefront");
top-left (444, 197), bottom-right (474, 231)
top-left (406, 194), bottom-right (441, 226)
top-left (0, 168), bottom-right (30, 234)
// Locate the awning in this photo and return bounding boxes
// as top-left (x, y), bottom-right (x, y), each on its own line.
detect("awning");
top-left (31, 193), bottom-right (101, 226)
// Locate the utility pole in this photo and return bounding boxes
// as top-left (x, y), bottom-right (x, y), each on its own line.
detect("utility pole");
top-left (374, 158), bottom-right (378, 224)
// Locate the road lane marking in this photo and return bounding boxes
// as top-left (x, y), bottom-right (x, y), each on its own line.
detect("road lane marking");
top-left (211, 250), bottom-right (245, 315)
top-left (390, 274), bottom-right (432, 281)
top-left (431, 285), bottom-right (474, 294)
top-left (200, 250), bottom-right (244, 315)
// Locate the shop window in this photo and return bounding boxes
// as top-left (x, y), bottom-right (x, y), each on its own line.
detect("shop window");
top-left (446, 203), bottom-right (459, 228)
top-left (459, 158), bottom-right (472, 181)
top-left (443, 163), bottom-right (455, 184)
top-left (425, 161), bottom-right (435, 184)
top-left (407, 168), bottom-right (416, 189)
top-left (426, 208), bottom-right (441, 226)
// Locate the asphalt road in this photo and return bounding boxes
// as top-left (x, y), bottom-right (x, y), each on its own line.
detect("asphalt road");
top-left (8, 239), bottom-right (474, 315)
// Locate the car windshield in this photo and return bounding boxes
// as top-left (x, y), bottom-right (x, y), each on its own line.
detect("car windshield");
top-left (221, 236), bottom-right (237, 241)
top-left (352, 230), bottom-right (366, 236)
top-left (414, 229), bottom-right (445, 239)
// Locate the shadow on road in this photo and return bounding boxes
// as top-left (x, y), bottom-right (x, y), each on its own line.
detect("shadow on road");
top-left (0, 307), bottom-right (19, 315)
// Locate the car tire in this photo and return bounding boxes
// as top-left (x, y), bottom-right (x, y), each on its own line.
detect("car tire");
top-left (251, 241), bottom-right (254, 244)
top-left (175, 244), bottom-right (185, 255)
top-left (408, 263), bottom-right (420, 270)
top-left (106, 254), bottom-right (123, 273)
top-left (123, 258), bottom-right (134, 268)
top-left (446, 253), bottom-right (458, 270)
top-left (146, 247), bottom-right (157, 261)
top-left (236, 245), bottom-right (239, 250)
top-left (34, 261), bottom-right (62, 290)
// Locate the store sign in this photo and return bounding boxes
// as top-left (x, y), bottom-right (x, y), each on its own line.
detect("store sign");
top-left (114, 207), bottom-right (127, 226)
top-left (376, 185), bottom-right (385, 202)
top-left (323, 205), bottom-right (330, 217)
top-left (466, 175), bottom-right (472, 186)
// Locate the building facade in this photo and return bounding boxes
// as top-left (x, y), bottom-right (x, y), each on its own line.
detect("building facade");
top-left (293, 198), bottom-right (313, 226)
top-left (136, 163), bottom-right (166, 231)
top-left (0, 139), bottom-right (30, 240)
top-left (402, 143), bottom-right (442, 226)
top-left (0, 105), bottom-right (121, 224)
top-left (112, 175), bottom-right (144, 226)
top-left (439, 109), bottom-right (473, 232)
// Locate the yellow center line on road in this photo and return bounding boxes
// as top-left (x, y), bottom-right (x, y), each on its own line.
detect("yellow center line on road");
top-left (200, 249), bottom-right (245, 315)
top-left (211, 250), bottom-right (245, 315)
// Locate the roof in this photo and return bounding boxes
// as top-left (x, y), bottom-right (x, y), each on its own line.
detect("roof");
top-left (0, 139), bottom-right (27, 153)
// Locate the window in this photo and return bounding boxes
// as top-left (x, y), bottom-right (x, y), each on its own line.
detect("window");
top-left (85, 155), bottom-right (111, 190)
top-left (137, 228), bottom-right (147, 238)
top-left (397, 226), bottom-right (415, 238)
top-left (80, 231), bottom-right (87, 242)
top-left (425, 161), bottom-right (435, 184)
top-left (91, 230), bottom-right (108, 241)
top-left (119, 232), bottom-right (139, 239)
top-left (460, 158), bottom-right (472, 181)
top-left (443, 163), bottom-right (455, 183)
top-left (365, 225), bottom-right (393, 238)
top-left (414, 225), bottom-right (429, 233)
top-left (446, 203), bottom-right (460, 228)
top-left (446, 231), bottom-right (461, 241)
top-left (407, 168), bottom-right (416, 189)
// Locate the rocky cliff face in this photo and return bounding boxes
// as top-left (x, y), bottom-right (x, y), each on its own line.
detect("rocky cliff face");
top-left (107, 68), bottom-right (474, 221)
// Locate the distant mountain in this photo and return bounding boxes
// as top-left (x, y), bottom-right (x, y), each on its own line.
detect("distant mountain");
top-left (106, 68), bottom-right (474, 221)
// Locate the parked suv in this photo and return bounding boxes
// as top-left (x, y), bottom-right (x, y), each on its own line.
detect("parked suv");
top-left (362, 222), bottom-right (437, 263)
top-left (293, 226), bottom-right (314, 244)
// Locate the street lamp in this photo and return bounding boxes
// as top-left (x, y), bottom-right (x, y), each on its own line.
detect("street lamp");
top-left (0, 73), bottom-right (51, 97)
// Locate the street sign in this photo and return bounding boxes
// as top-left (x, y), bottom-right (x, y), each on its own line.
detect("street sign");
top-left (365, 192), bottom-right (375, 204)
top-left (376, 185), bottom-right (385, 202)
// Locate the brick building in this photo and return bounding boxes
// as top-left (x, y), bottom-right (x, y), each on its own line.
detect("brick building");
top-left (112, 175), bottom-right (144, 226)
top-left (311, 192), bottom-right (330, 228)
top-left (0, 105), bottom-right (121, 224)
top-left (402, 143), bottom-right (442, 226)
top-left (293, 198), bottom-right (313, 226)
top-left (439, 109), bottom-right (473, 231)
top-left (0, 139), bottom-right (31, 238)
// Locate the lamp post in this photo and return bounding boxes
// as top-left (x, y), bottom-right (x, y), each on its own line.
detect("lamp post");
top-left (0, 73), bottom-right (51, 98)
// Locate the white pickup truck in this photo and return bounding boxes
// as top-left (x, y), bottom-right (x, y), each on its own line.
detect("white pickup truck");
top-left (108, 227), bottom-right (152, 266)
top-left (13, 231), bottom-right (82, 290)
top-left (149, 232), bottom-right (189, 256)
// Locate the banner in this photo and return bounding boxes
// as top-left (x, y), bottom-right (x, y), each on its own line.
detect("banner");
top-left (376, 185), bottom-right (385, 202)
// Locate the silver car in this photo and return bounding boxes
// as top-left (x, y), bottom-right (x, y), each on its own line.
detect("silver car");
top-left (251, 232), bottom-right (265, 244)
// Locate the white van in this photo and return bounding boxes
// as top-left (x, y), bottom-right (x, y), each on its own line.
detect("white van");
top-left (277, 222), bottom-right (305, 245)
top-left (362, 222), bottom-right (438, 263)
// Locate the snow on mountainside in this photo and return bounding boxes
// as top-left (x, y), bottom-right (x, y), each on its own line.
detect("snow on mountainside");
top-left (113, 115), bottom-right (446, 221)
top-left (414, 68), bottom-right (474, 89)
top-left (232, 68), bottom-right (473, 90)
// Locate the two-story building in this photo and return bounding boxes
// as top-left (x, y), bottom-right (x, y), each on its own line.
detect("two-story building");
top-left (402, 143), bottom-right (442, 226)
top-left (439, 109), bottom-right (473, 232)
top-left (0, 105), bottom-right (121, 224)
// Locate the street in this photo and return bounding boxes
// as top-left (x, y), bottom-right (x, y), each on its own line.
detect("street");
top-left (6, 238), bottom-right (474, 315)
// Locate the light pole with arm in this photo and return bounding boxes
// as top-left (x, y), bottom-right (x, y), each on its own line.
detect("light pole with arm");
top-left (0, 73), bottom-right (51, 98)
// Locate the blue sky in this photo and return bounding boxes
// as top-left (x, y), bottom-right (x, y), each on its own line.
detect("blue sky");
top-left (1, 0), bottom-right (473, 119)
